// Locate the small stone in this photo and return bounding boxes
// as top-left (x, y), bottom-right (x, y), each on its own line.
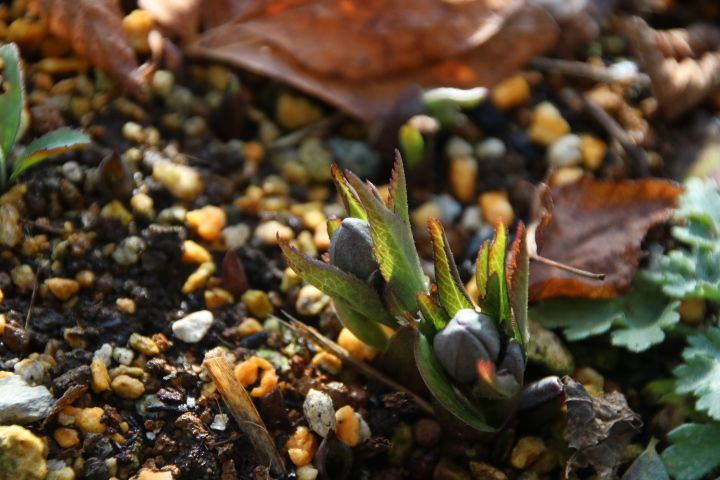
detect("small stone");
top-left (303, 389), bottom-right (336, 438)
top-left (449, 155), bottom-right (478, 203)
top-left (479, 191), bottom-right (514, 225)
top-left (100, 200), bottom-right (133, 226)
top-left (130, 193), bottom-right (155, 218)
top-left (580, 135), bottom-right (607, 171)
top-left (222, 224), bottom-right (251, 249)
top-left (0, 425), bottom-right (48, 480)
top-left (112, 347), bottom-right (135, 366)
top-left (13, 359), bottom-right (46, 385)
top-left (153, 160), bottom-right (204, 201)
top-left (547, 134), bottom-right (582, 168)
top-left (182, 240), bottom-right (212, 264)
top-left (491, 75), bottom-right (531, 110)
top-left (475, 137), bottom-right (506, 161)
top-left (0, 375), bottom-right (55, 424)
top-left (172, 310), bottom-right (214, 343)
top-left (296, 285), bottom-right (330, 316)
top-left (469, 461), bottom-right (508, 480)
top-left (53, 427), bottom-right (80, 449)
top-left (241, 290), bottom-right (274, 318)
top-left (186, 206), bottom-right (227, 243)
top-left (510, 436), bottom-right (546, 469)
top-left (91, 358), bottom-right (111, 393)
top-left (0, 204), bottom-right (23, 247)
top-left (45, 277), bottom-right (80, 301)
top-left (254, 220), bottom-right (294, 245)
top-left (111, 374), bottom-right (145, 399)
top-left (413, 418), bottom-right (441, 448)
top-left (204, 288), bottom-right (234, 310)
top-left (529, 102), bottom-right (570, 147)
top-left (113, 236), bottom-right (146, 265)
top-left (129, 333), bottom-right (160, 356)
top-left (151, 70), bottom-right (175, 97)
top-left (276, 93), bottom-right (324, 130)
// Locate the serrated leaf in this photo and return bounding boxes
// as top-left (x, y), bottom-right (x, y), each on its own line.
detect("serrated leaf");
top-left (345, 170), bottom-right (426, 313)
top-left (417, 292), bottom-right (450, 335)
top-left (386, 151), bottom-right (410, 226)
top-left (507, 222), bottom-right (529, 345)
top-left (330, 164), bottom-right (367, 221)
top-left (428, 218), bottom-right (473, 316)
top-left (279, 239), bottom-right (394, 349)
top-left (674, 327), bottom-right (720, 421)
top-left (10, 129), bottom-right (91, 182)
top-left (661, 422), bottom-right (720, 480)
top-left (621, 439), bottom-right (669, 480)
top-left (0, 43), bottom-right (23, 165)
top-left (413, 330), bottom-right (495, 433)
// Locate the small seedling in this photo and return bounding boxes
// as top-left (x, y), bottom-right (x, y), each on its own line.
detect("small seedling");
top-left (0, 43), bottom-right (90, 191)
top-left (280, 152), bottom-right (549, 434)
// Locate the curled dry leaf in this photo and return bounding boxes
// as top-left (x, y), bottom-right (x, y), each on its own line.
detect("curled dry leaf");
top-left (187, 0), bottom-right (558, 120)
top-left (621, 16), bottom-right (720, 120)
top-left (29, 0), bottom-right (145, 97)
top-left (528, 177), bottom-right (682, 301)
top-left (563, 376), bottom-right (642, 480)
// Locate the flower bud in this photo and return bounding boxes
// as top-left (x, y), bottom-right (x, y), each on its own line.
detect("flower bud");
top-left (329, 218), bottom-right (379, 281)
top-left (433, 309), bottom-right (500, 383)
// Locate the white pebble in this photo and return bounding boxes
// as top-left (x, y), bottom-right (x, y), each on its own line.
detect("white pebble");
top-left (547, 134), bottom-right (583, 168)
top-left (303, 389), bottom-right (335, 438)
top-left (172, 310), bottom-right (214, 343)
top-left (112, 347), bottom-right (135, 366)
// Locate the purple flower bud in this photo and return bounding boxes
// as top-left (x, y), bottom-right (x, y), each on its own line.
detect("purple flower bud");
top-left (329, 218), bottom-right (379, 281)
top-left (433, 309), bottom-right (500, 383)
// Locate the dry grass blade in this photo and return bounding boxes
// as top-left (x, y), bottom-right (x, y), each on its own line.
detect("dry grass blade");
top-left (279, 313), bottom-right (435, 416)
top-left (204, 357), bottom-right (286, 473)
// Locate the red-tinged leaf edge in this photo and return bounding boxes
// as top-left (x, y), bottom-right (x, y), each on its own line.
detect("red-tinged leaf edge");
top-left (330, 163), bottom-right (367, 220)
top-left (428, 218), bottom-right (474, 316)
top-left (506, 222), bottom-right (529, 346)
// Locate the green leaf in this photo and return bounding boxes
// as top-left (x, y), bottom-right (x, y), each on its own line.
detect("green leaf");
top-left (417, 292), bottom-right (450, 335)
top-left (674, 327), bottom-right (720, 421)
top-left (413, 330), bottom-right (495, 433)
top-left (0, 43), bottom-right (23, 159)
top-left (507, 223), bottom-right (529, 346)
top-left (330, 164), bottom-right (367, 221)
top-left (621, 439), bottom-right (669, 480)
top-left (279, 239), bottom-right (394, 350)
top-left (10, 129), bottom-right (91, 182)
top-left (661, 422), bottom-right (720, 480)
top-left (428, 218), bottom-right (473, 316)
top-left (345, 170), bottom-right (427, 313)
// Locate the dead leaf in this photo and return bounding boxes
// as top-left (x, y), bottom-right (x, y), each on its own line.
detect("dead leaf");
top-left (621, 16), bottom-right (720, 120)
top-left (187, 0), bottom-right (558, 120)
top-left (563, 376), bottom-right (642, 480)
top-left (29, 0), bottom-right (146, 97)
top-left (529, 177), bottom-right (682, 301)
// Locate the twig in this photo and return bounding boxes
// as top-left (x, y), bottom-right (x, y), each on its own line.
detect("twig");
top-left (578, 92), bottom-right (650, 177)
top-left (530, 253), bottom-right (606, 280)
top-left (278, 313), bottom-right (435, 416)
top-left (204, 357), bottom-right (287, 474)
top-left (530, 57), bottom-right (651, 87)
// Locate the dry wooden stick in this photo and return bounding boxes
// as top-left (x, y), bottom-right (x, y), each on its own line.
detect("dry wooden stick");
top-left (279, 314), bottom-right (435, 416)
top-left (205, 357), bottom-right (287, 474)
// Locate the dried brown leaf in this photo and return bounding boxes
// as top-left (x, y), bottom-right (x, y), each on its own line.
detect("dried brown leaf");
top-left (529, 178), bottom-right (682, 301)
top-left (30, 0), bottom-right (145, 97)
top-left (187, 0), bottom-right (558, 120)
top-left (563, 376), bottom-right (642, 480)
top-left (622, 16), bottom-right (720, 120)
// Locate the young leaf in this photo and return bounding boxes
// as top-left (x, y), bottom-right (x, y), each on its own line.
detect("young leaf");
top-left (506, 222), bottom-right (529, 345)
top-left (0, 43), bottom-right (23, 161)
top-left (345, 170), bottom-right (427, 313)
top-left (417, 292), bottom-right (450, 334)
top-left (661, 422), bottom-right (720, 480)
top-left (428, 218), bottom-right (474, 316)
top-left (10, 129), bottom-right (91, 182)
top-left (330, 164), bottom-right (367, 221)
top-left (621, 439), bottom-right (669, 480)
top-left (413, 330), bottom-right (495, 433)
top-left (674, 327), bottom-right (720, 421)
top-left (279, 239), bottom-right (395, 349)
top-left (386, 151), bottom-right (410, 226)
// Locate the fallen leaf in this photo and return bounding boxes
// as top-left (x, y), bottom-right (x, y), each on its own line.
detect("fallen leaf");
top-left (529, 177), bottom-right (682, 301)
top-left (187, 0), bottom-right (558, 120)
top-left (29, 0), bottom-right (145, 96)
top-left (563, 376), bottom-right (642, 480)
top-left (621, 16), bottom-right (720, 120)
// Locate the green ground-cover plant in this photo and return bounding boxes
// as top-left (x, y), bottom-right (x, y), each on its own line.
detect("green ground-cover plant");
top-left (532, 178), bottom-right (720, 480)
top-left (0, 43), bottom-right (90, 191)
top-left (280, 152), bottom-right (548, 434)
